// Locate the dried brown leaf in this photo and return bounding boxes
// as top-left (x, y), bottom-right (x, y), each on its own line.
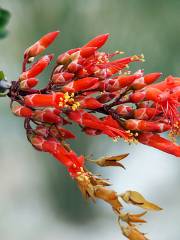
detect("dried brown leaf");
top-left (121, 225), bottom-right (149, 240)
top-left (121, 191), bottom-right (162, 211)
top-left (90, 153), bottom-right (129, 168)
top-left (94, 185), bottom-right (123, 213)
top-left (119, 211), bottom-right (147, 225)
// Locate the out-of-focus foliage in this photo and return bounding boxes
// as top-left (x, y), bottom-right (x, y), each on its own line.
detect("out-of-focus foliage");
top-left (0, 70), bottom-right (5, 80)
top-left (0, 7), bottom-right (10, 38)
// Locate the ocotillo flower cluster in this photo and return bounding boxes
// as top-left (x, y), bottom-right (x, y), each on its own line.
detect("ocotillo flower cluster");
top-left (6, 31), bottom-right (180, 240)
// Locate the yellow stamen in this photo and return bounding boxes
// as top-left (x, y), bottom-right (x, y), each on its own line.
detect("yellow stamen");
top-left (58, 92), bottom-right (80, 110)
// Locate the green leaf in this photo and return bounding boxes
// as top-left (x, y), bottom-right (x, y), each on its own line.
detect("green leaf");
top-left (0, 70), bottom-right (5, 81)
top-left (0, 8), bottom-right (10, 38)
top-left (0, 8), bottom-right (10, 28)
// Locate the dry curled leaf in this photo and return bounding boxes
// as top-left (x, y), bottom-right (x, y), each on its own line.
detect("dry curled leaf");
top-left (94, 185), bottom-right (122, 214)
top-left (76, 169), bottom-right (123, 213)
top-left (89, 174), bottom-right (111, 186)
top-left (76, 171), bottom-right (96, 200)
top-left (119, 211), bottom-right (147, 225)
top-left (76, 169), bottom-right (160, 240)
top-left (89, 153), bottom-right (129, 168)
top-left (121, 225), bottom-right (149, 240)
top-left (121, 190), bottom-right (162, 211)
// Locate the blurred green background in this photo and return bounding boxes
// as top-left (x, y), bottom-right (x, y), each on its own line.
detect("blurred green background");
top-left (0, 0), bottom-right (180, 239)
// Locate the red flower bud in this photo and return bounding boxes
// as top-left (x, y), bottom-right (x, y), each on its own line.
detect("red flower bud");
top-left (24, 92), bottom-right (64, 108)
top-left (83, 33), bottom-right (109, 49)
top-left (52, 72), bottom-right (74, 84)
top-left (62, 77), bottom-right (99, 93)
top-left (19, 78), bottom-right (38, 89)
top-left (29, 135), bottom-right (45, 151)
top-left (67, 61), bottom-right (82, 73)
top-left (132, 72), bottom-right (162, 90)
top-left (32, 110), bottom-right (61, 123)
top-left (133, 108), bottom-right (161, 120)
top-left (97, 92), bottom-right (117, 103)
top-left (19, 55), bottom-right (54, 80)
top-left (12, 106), bottom-right (33, 118)
top-left (125, 119), bottom-right (170, 132)
top-left (24, 31), bottom-right (60, 58)
top-left (116, 105), bottom-right (133, 117)
top-left (144, 72), bottom-right (162, 84)
top-left (80, 97), bottom-right (103, 109)
top-left (138, 133), bottom-right (180, 157)
top-left (56, 48), bottom-right (80, 65)
top-left (35, 125), bottom-right (49, 137)
top-left (51, 125), bottom-right (76, 139)
top-left (79, 47), bottom-right (97, 58)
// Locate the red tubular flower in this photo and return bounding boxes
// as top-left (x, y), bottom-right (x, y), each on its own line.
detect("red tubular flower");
top-left (97, 92), bottom-right (118, 103)
top-left (82, 33), bottom-right (109, 49)
top-left (32, 110), bottom-right (62, 123)
top-left (50, 125), bottom-right (76, 139)
top-left (124, 119), bottom-right (171, 132)
top-left (62, 77), bottom-right (99, 93)
top-left (131, 72), bottom-right (162, 90)
top-left (19, 78), bottom-right (39, 89)
top-left (138, 133), bottom-right (180, 157)
top-left (28, 134), bottom-right (47, 151)
top-left (133, 107), bottom-right (161, 120)
top-left (79, 47), bottom-right (97, 58)
top-left (34, 125), bottom-right (49, 137)
top-left (19, 55), bottom-right (54, 80)
top-left (99, 74), bottom-right (141, 92)
top-left (80, 97), bottom-right (103, 109)
top-left (12, 106), bottom-right (33, 118)
top-left (99, 55), bottom-right (144, 75)
top-left (24, 92), bottom-right (64, 108)
top-left (24, 31), bottom-right (60, 58)
top-left (116, 105), bottom-right (133, 118)
top-left (52, 72), bottom-right (74, 84)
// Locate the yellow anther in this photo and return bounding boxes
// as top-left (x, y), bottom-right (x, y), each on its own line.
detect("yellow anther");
top-left (131, 54), bottom-right (145, 62)
top-left (59, 92), bottom-right (80, 110)
top-left (64, 92), bottom-right (70, 99)
top-left (140, 53), bottom-right (145, 62)
top-left (131, 55), bottom-right (139, 61)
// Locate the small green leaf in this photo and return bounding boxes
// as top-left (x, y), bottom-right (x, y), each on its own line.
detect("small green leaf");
top-left (0, 70), bottom-right (5, 81)
top-left (0, 8), bottom-right (10, 28)
top-left (0, 8), bottom-right (10, 38)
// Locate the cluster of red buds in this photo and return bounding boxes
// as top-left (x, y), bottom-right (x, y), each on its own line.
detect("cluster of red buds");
top-left (5, 30), bottom-right (180, 239)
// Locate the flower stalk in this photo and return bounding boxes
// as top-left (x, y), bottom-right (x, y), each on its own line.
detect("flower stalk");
top-left (2, 30), bottom-right (180, 239)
